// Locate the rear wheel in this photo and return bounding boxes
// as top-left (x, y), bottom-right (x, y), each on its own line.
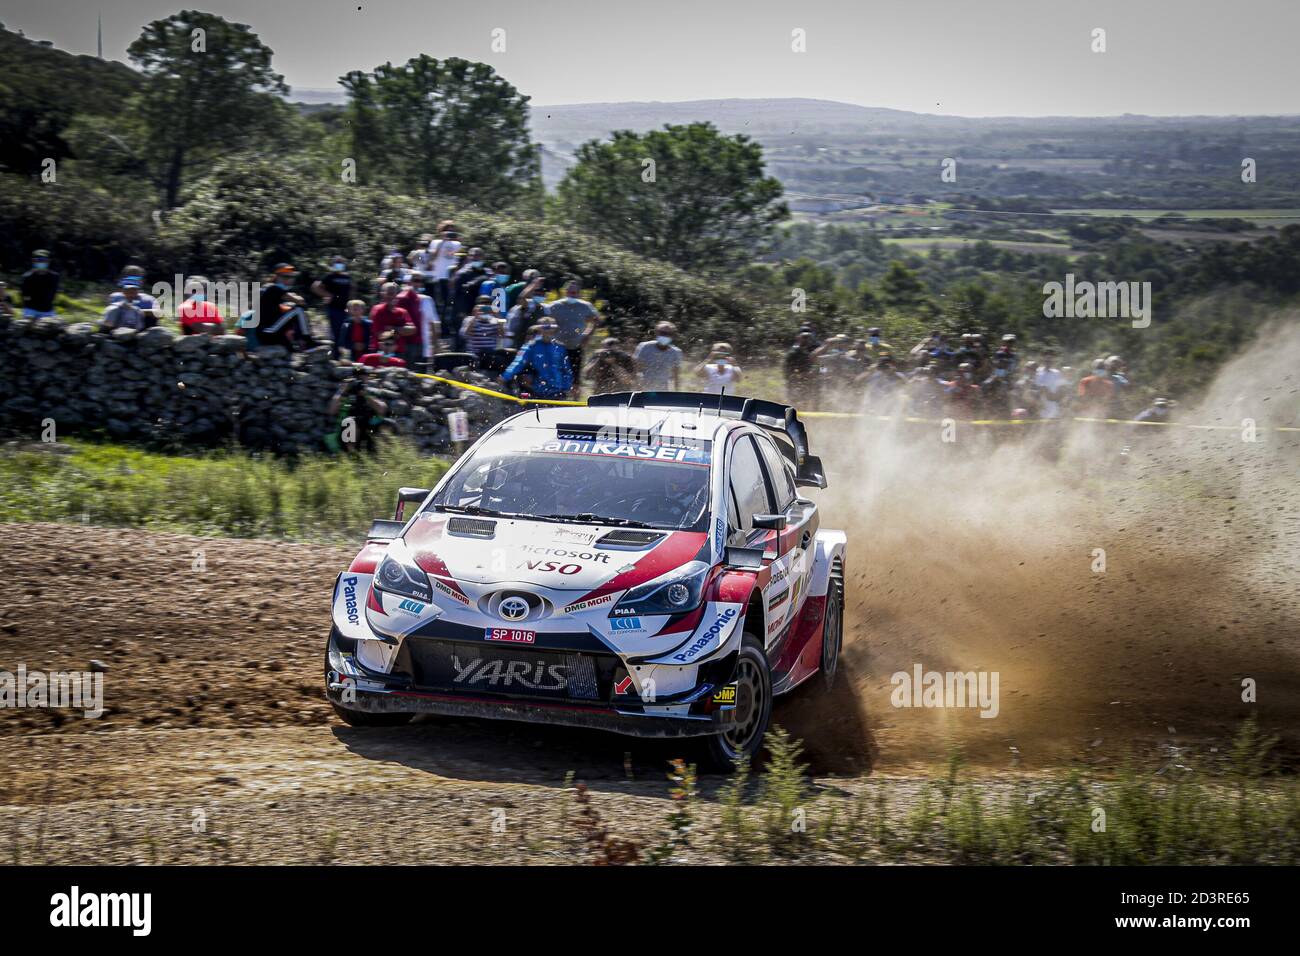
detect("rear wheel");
top-left (702, 637), bottom-right (772, 773)
top-left (821, 566), bottom-right (844, 691)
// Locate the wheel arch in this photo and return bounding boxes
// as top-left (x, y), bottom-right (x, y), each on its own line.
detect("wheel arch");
top-left (711, 568), bottom-right (765, 643)
top-left (808, 528), bottom-right (847, 598)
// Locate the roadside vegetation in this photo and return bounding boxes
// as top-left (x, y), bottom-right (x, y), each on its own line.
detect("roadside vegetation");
top-left (0, 438), bottom-right (446, 543)
top-left (568, 721), bottom-right (1300, 865)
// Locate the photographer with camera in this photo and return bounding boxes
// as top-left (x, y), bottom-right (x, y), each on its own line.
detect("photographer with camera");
top-left (326, 366), bottom-right (390, 454)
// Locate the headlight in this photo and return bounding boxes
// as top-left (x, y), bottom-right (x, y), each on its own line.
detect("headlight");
top-left (611, 561), bottom-right (710, 617)
top-left (374, 553), bottom-right (434, 604)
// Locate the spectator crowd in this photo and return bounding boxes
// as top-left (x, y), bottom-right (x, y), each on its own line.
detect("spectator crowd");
top-left (783, 324), bottom-right (1167, 423)
top-left (6, 241), bottom-right (1170, 426)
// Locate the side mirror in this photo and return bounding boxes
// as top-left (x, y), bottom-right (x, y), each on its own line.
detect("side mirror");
top-left (796, 454), bottom-right (827, 489)
top-left (394, 486), bottom-right (431, 521)
top-left (725, 546), bottom-right (765, 571)
top-left (367, 519), bottom-right (406, 541)
top-left (752, 513), bottom-right (788, 530)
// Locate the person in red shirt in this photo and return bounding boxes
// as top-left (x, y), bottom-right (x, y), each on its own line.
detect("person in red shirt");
top-left (393, 277), bottom-right (426, 364)
top-left (1077, 360), bottom-right (1118, 417)
top-left (177, 276), bottom-right (224, 334)
top-left (368, 281), bottom-right (413, 350)
top-left (339, 299), bottom-right (372, 361)
top-left (359, 330), bottom-right (407, 368)
top-left (941, 362), bottom-right (981, 411)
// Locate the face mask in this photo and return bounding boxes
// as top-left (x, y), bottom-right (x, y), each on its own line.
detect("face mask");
top-left (470, 260), bottom-right (483, 268)
top-left (656, 336), bottom-right (671, 346)
top-left (870, 336), bottom-right (880, 345)
top-left (34, 262), bottom-right (49, 270)
top-left (331, 263), bottom-right (346, 272)
top-left (495, 274), bottom-right (509, 284)
top-left (531, 295), bottom-right (544, 305)
top-left (278, 279), bottom-right (292, 289)
top-left (191, 292), bottom-right (206, 302)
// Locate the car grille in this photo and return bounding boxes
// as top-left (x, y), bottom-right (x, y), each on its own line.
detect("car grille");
top-left (400, 638), bottom-right (610, 701)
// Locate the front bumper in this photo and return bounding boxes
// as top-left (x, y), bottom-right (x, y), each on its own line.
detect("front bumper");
top-left (326, 628), bottom-right (738, 739)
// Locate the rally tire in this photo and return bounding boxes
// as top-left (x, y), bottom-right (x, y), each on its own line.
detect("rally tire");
top-left (821, 565), bottom-right (844, 691)
top-left (701, 635), bottom-right (773, 773)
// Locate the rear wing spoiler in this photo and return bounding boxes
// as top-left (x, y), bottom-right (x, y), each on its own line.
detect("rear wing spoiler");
top-left (586, 391), bottom-right (827, 489)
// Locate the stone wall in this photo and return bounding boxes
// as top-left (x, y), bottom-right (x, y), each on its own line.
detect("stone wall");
top-left (0, 316), bottom-right (514, 454)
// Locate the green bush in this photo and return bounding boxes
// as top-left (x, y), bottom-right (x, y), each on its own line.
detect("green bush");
top-left (145, 158), bottom-right (799, 354)
top-left (0, 438), bottom-right (447, 543)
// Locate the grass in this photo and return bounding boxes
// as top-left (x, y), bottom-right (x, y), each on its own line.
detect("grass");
top-left (0, 437), bottom-right (448, 543)
top-left (7, 282), bottom-right (118, 323)
top-left (565, 719), bottom-right (1299, 865)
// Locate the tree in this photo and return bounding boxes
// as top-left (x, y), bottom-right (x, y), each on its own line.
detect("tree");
top-left (128, 10), bottom-right (287, 208)
top-left (0, 86), bottom-right (73, 175)
top-left (340, 56), bottom-right (539, 205)
top-left (554, 123), bottom-right (788, 271)
top-left (880, 260), bottom-right (927, 308)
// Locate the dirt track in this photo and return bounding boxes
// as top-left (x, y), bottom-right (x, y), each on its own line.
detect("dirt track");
top-left (2, 327), bottom-right (1299, 863)
top-left (1, 451), bottom-right (1296, 861)
top-left (0, 522), bottom-right (933, 864)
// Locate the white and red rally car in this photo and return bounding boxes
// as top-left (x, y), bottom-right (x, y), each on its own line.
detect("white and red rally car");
top-left (325, 391), bottom-right (846, 768)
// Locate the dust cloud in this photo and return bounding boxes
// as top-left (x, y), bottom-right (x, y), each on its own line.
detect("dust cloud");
top-left (779, 318), bottom-right (1300, 772)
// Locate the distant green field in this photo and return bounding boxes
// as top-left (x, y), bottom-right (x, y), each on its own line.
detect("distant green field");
top-left (1052, 208), bottom-right (1300, 221)
top-left (881, 236), bottom-right (1076, 256)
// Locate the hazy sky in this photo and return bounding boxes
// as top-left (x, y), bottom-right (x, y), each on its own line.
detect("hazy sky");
top-left (6, 0), bottom-right (1299, 116)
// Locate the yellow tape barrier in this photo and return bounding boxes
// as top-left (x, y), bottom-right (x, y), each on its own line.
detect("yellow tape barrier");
top-left (412, 371), bottom-right (584, 406)
top-left (412, 372), bottom-right (1300, 432)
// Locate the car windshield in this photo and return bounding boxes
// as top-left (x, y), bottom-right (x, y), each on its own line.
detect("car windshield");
top-left (431, 431), bottom-right (712, 531)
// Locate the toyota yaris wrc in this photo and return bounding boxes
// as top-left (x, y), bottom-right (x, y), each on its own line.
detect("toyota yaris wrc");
top-left (325, 391), bottom-right (846, 768)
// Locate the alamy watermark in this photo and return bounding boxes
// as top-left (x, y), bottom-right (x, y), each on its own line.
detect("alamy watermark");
top-left (0, 664), bottom-right (104, 718)
top-left (149, 275), bottom-right (261, 327)
top-left (1042, 274), bottom-right (1151, 329)
top-left (890, 664), bottom-right (1000, 718)
top-left (50, 886), bottom-right (150, 936)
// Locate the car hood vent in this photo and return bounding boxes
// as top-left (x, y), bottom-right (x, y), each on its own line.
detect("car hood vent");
top-left (447, 516), bottom-right (496, 538)
top-left (596, 529), bottom-right (664, 549)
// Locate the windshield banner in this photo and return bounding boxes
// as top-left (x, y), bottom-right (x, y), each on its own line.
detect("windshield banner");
top-left (537, 439), bottom-right (710, 465)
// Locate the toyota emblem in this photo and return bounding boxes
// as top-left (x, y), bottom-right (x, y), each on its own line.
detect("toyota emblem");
top-left (499, 596), bottom-right (530, 621)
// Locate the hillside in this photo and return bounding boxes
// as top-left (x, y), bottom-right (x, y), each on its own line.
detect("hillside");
top-left (0, 24), bottom-right (142, 175)
top-left (0, 24), bottom-right (141, 109)
top-left (528, 97), bottom-right (1300, 210)
top-left (529, 95), bottom-right (1300, 141)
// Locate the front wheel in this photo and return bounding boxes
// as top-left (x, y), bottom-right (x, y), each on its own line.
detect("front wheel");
top-left (821, 566), bottom-right (844, 691)
top-left (701, 637), bottom-right (772, 773)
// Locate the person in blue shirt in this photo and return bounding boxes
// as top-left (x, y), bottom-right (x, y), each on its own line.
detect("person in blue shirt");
top-left (500, 317), bottom-right (573, 399)
top-left (477, 261), bottom-right (513, 316)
